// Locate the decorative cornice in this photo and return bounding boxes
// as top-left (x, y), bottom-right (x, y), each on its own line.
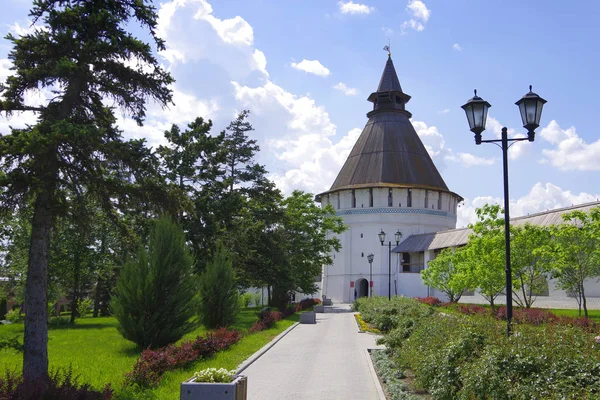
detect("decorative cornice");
top-left (335, 207), bottom-right (454, 218)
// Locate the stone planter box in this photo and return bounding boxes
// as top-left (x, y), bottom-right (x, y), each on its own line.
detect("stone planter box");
top-left (313, 305), bottom-right (325, 313)
top-left (323, 298), bottom-right (333, 306)
top-left (180, 375), bottom-right (247, 400)
top-left (299, 311), bottom-right (316, 324)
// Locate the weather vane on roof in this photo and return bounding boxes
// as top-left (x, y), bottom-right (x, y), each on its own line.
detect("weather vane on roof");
top-left (383, 39), bottom-right (391, 57)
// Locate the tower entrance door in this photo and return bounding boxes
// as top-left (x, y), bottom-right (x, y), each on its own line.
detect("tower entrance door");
top-left (356, 278), bottom-right (369, 298)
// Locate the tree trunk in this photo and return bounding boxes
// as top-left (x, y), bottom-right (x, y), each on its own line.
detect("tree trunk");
top-left (581, 282), bottom-right (588, 319)
top-left (69, 252), bottom-right (80, 324)
top-left (23, 188), bottom-right (54, 388)
top-left (93, 276), bottom-right (103, 318)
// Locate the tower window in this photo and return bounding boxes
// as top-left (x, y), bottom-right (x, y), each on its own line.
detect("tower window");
top-left (369, 188), bottom-right (373, 207)
top-left (337, 193), bottom-right (340, 209)
top-left (352, 190), bottom-right (356, 208)
top-left (424, 190), bottom-right (429, 209)
top-left (402, 253), bottom-right (411, 273)
top-left (438, 193), bottom-right (442, 210)
top-left (407, 189), bottom-right (412, 207)
top-left (388, 188), bottom-right (393, 206)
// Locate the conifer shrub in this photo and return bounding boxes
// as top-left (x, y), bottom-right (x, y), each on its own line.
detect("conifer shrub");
top-left (198, 243), bottom-right (240, 329)
top-left (111, 217), bottom-right (197, 349)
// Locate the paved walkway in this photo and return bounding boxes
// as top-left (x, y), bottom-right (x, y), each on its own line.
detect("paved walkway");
top-left (242, 304), bottom-right (383, 400)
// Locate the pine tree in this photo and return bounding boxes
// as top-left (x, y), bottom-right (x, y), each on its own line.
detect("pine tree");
top-left (0, 0), bottom-right (174, 387)
top-left (112, 217), bottom-right (197, 349)
top-left (198, 242), bottom-right (240, 329)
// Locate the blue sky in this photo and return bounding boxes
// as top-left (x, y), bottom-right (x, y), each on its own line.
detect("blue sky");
top-left (2, 0), bottom-right (600, 226)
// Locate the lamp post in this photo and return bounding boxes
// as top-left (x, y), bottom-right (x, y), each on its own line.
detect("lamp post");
top-left (461, 86), bottom-right (546, 336)
top-left (378, 229), bottom-right (402, 300)
top-left (367, 253), bottom-right (374, 297)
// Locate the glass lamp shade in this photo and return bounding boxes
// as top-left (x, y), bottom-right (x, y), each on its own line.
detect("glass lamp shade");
top-left (394, 229), bottom-right (403, 244)
top-left (461, 90), bottom-right (491, 135)
top-left (516, 86), bottom-right (547, 133)
top-left (378, 229), bottom-right (386, 244)
top-left (367, 253), bottom-right (374, 263)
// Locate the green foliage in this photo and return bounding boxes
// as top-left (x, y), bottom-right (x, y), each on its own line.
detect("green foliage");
top-left (77, 298), bottom-right (93, 318)
top-left (540, 208), bottom-right (600, 317)
top-left (370, 350), bottom-right (420, 400)
top-left (252, 292), bottom-right (262, 307)
top-left (240, 292), bottom-right (253, 308)
top-left (198, 243), bottom-right (240, 329)
top-left (364, 296), bottom-right (600, 399)
top-left (421, 247), bottom-right (470, 302)
top-left (5, 309), bottom-right (21, 323)
top-left (112, 217), bottom-right (197, 349)
top-left (192, 368), bottom-right (236, 383)
top-left (511, 223), bottom-right (552, 308)
top-left (353, 296), bottom-right (433, 334)
top-left (465, 204), bottom-right (506, 310)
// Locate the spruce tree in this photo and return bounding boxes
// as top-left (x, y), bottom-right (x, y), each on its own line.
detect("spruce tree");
top-left (198, 242), bottom-right (240, 328)
top-left (112, 217), bottom-right (196, 349)
top-left (0, 0), bottom-right (173, 387)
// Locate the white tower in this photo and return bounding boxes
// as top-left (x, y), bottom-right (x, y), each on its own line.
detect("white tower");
top-left (316, 56), bottom-right (463, 303)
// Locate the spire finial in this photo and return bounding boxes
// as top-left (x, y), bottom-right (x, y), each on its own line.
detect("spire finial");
top-left (474, 89), bottom-right (477, 97)
top-left (529, 85), bottom-right (532, 92)
top-left (383, 40), bottom-right (391, 57)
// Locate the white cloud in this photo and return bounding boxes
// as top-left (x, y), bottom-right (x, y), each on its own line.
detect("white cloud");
top-left (439, 108), bottom-right (450, 114)
top-left (412, 120), bottom-right (495, 169)
top-left (333, 82), bottom-right (358, 96)
top-left (402, 0), bottom-right (430, 32)
top-left (486, 116), bottom-right (531, 160)
top-left (156, 0), bottom-right (267, 77)
top-left (456, 182), bottom-right (600, 228)
top-left (291, 59), bottom-right (331, 77)
top-left (338, 1), bottom-right (375, 15)
top-left (539, 120), bottom-right (600, 171)
top-left (381, 27), bottom-right (394, 36)
top-left (452, 43), bottom-right (462, 51)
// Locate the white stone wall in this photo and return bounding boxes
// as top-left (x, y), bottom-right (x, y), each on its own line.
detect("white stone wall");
top-left (320, 187), bottom-right (460, 303)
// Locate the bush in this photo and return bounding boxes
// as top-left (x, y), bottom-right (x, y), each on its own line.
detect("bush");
top-left (252, 292), bottom-right (262, 307)
top-left (4, 309), bottom-right (20, 323)
top-left (0, 367), bottom-right (113, 399)
top-left (198, 243), bottom-right (240, 329)
top-left (77, 298), bottom-right (93, 318)
top-left (47, 316), bottom-right (71, 328)
top-left (378, 299), bottom-right (600, 399)
top-left (240, 292), bottom-right (253, 308)
top-left (193, 368), bottom-right (236, 383)
top-left (112, 217), bottom-right (197, 349)
top-left (415, 296), bottom-right (441, 306)
top-left (354, 296), bottom-right (433, 333)
top-left (125, 328), bottom-right (241, 387)
top-left (249, 309), bottom-right (283, 333)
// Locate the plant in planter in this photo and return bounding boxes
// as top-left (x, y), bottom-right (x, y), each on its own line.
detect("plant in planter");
top-left (181, 368), bottom-right (247, 400)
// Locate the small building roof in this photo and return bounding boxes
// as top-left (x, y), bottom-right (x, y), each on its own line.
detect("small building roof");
top-left (393, 201), bottom-right (600, 253)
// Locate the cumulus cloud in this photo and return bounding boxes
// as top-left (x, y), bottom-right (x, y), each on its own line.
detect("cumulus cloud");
top-left (291, 59), bottom-right (331, 77)
top-left (486, 116), bottom-right (531, 160)
top-left (338, 1), bottom-right (375, 15)
top-left (412, 120), bottom-right (495, 168)
top-left (452, 43), bottom-right (462, 51)
top-left (456, 182), bottom-right (600, 228)
top-left (539, 120), bottom-right (600, 171)
top-left (156, 0), bottom-right (267, 77)
top-left (333, 82), bottom-right (358, 96)
top-left (402, 0), bottom-right (430, 32)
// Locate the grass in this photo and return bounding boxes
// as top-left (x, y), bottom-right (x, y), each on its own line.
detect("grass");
top-left (549, 308), bottom-right (600, 321)
top-left (0, 308), bottom-right (299, 399)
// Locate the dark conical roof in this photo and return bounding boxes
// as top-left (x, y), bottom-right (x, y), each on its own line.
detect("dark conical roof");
top-left (318, 56), bottom-right (460, 200)
top-left (377, 56), bottom-right (403, 92)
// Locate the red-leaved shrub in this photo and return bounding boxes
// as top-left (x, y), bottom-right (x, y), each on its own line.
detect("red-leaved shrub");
top-left (415, 297), bottom-right (442, 306)
top-left (0, 368), bottom-right (113, 399)
top-left (125, 328), bottom-right (241, 387)
top-left (249, 310), bottom-right (283, 333)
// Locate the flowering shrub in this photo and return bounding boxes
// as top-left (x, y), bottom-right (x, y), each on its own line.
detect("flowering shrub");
top-left (193, 368), bottom-right (236, 383)
top-left (125, 328), bottom-right (241, 387)
top-left (0, 367), bottom-right (113, 399)
top-left (354, 313), bottom-right (381, 334)
top-left (415, 297), bottom-right (442, 306)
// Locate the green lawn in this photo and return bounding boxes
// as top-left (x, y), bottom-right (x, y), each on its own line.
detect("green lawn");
top-left (0, 308), bottom-right (299, 399)
top-left (549, 308), bottom-right (600, 320)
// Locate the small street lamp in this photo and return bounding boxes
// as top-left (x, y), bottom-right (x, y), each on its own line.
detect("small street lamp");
top-left (461, 86), bottom-right (546, 336)
top-left (378, 229), bottom-right (402, 300)
top-left (367, 253), bottom-right (374, 297)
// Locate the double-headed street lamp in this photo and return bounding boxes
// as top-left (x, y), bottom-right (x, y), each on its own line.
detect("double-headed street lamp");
top-left (367, 253), bottom-right (374, 297)
top-left (378, 229), bottom-right (403, 300)
top-left (461, 86), bottom-right (546, 336)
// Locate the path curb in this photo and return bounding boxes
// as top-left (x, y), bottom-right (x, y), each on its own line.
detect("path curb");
top-left (366, 348), bottom-right (387, 400)
top-left (236, 321), bottom-right (300, 374)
